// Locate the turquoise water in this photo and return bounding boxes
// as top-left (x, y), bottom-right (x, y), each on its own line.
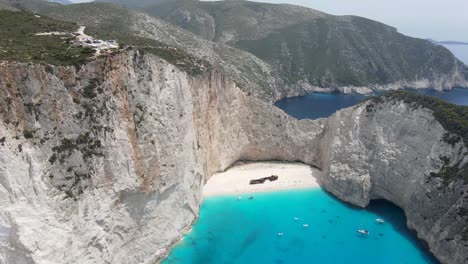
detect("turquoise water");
top-left (162, 189), bottom-right (438, 264)
top-left (275, 88), bottom-right (468, 120)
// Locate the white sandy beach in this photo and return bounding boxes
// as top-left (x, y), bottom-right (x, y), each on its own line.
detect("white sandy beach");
top-left (203, 162), bottom-right (321, 196)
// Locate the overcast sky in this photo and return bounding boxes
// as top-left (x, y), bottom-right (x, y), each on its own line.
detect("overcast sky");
top-left (70, 0), bottom-right (468, 42)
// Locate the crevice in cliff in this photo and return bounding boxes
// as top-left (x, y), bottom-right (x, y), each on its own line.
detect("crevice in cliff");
top-left (115, 72), bottom-right (149, 190)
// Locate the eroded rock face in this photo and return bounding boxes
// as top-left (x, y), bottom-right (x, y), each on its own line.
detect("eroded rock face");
top-left (0, 51), bottom-right (466, 263)
top-left (321, 100), bottom-right (468, 264)
top-left (0, 51), bottom-right (206, 264)
top-left (0, 51), bottom-right (322, 264)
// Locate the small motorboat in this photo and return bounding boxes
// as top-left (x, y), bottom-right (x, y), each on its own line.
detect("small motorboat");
top-left (293, 217), bottom-right (299, 221)
top-left (278, 232), bottom-right (284, 236)
top-left (303, 224), bottom-right (309, 228)
top-left (376, 218), bottom-right (385, 224)
top-left (357, 229), bottom-right (369, 235)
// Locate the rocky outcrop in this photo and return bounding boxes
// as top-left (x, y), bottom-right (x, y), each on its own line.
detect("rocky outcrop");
top-left (0, 51), bottom-right (466, 263)
top-left (320, 98), bottom-right (468, 264)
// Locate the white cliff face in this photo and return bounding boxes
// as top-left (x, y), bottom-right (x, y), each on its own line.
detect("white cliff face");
top-left (0, 51), bottom-right (322, 264)
top-left (0, 52), bottom-right (206, 264)
top-left (0, 51), bottom-right (466, 264)
top-left (321, 100), bottom-right (468, 264)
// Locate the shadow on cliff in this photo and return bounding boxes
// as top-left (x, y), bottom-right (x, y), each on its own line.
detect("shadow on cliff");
top-left (367, 200), bottom-right (439, 263)
top-left (224, 160), bottom-right (322, 172)
top-left (322, 190), bottom-right (440, 263)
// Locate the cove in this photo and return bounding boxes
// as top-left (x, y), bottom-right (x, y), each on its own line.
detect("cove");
top-left (275, 88), bottom-right (468, 120)
top-left (162, 188), bottom-right (438, 264)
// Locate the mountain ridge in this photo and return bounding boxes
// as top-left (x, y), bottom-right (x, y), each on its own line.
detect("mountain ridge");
top-left (2, 0), bottom-right (468, 98)
top-left (97, 0), bottom-right (468, 93)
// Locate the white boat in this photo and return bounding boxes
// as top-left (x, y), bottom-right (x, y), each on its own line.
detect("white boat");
top-left (303, 224), bottom-right (309, 227)
top-left (376, 218), bottom-right (385, 224)
top-left (357, 229), bottom-right (369, 235)
top-left (293, 217), bottom-right (299, 221)
top-left (278, 232), bottom-right (284, 236)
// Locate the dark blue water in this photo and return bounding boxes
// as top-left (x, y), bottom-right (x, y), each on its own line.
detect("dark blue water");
top-left (162, 189), bottom-right (438, 264)
top-left (275, 88), bottom-right (468, 120)
top-left (274, 92), bottom-right (372, 119)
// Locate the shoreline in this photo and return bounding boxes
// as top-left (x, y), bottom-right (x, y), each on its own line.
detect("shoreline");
top-left (203, 162), bottom-right (322, 197)
top-left (155, 218), bottom-right (196, 264)
top-left (160, 161), bottom-right (321, 263)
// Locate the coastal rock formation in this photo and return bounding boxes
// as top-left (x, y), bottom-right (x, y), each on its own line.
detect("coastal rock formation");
top-left (0, 51), bottom-right (322, 264)
top-left (0, 51), bottom-right (466, 264)
top-left (321, 98), bottom-right (468, 264)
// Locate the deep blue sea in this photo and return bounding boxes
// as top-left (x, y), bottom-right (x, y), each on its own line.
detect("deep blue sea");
top-left (275, 88), bottom-right (468, 120)
top-left (162, 189), bottom-right (438, 264)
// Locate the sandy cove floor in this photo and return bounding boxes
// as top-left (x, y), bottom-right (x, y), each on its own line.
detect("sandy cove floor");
top-left (203, 162), bottom-right (321, 197)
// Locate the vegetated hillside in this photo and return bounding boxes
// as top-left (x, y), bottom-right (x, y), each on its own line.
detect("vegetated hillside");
top-left (233, 16), bottom-right (462, 87)
top-left (98, 0), bottom-right (326, 42)
top-left (100, 0), bottom-right (468, 90)
top-left (0, 10), bottom-right (94, 65)
top-left (31, 2), bottom-right (281, 99)
top-left (0, 0), bottom-right (59, 12)
top-left (0, 3), bottom-right (207, 74)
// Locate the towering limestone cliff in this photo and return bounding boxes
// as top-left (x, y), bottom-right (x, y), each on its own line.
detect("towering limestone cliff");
top-left (0, 50), bottom-right (323, 263)
top-left (1, 50), bottom-right (467, 264)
